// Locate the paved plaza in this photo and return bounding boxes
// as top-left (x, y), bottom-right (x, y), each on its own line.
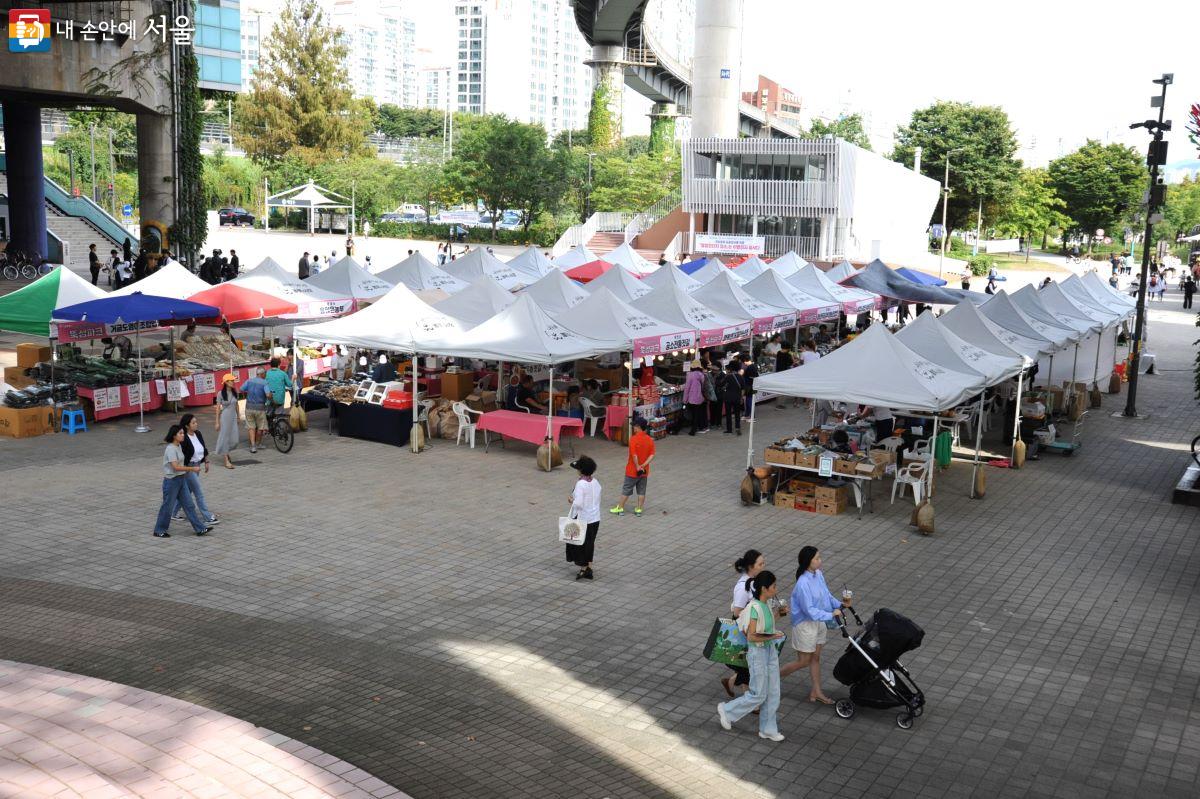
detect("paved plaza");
top-left (0, 292), bottom-right (1197, 798)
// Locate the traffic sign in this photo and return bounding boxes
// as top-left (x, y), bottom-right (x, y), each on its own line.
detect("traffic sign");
top-left (121, 204), bottom-right (133, 218)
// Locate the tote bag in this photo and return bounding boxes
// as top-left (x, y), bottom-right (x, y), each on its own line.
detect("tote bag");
top-left (558, 514), bottom-right (586, 545)
top-left (702, 615), bottom-right (787, 668)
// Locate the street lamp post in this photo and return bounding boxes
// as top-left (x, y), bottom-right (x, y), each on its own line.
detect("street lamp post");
top-left (1124, 73), bottom-right (1173, 419)
top-left (938, 148), bottom-right (961, 279)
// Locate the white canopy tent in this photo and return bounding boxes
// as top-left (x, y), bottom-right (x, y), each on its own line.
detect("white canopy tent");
top-left (980, 291), bottom-right (1063, 350)
top-left (376, 252), bottom-right (468, 294)
top-left (230, 258), bottom-right (353, 318)
top-left (434, 276), bottom-right (517, 327)
top-left (690, 257), bottom-right (746, 285)
top-left (553, 245), bottom-right (601, 270)
top-left (304, 256), bottom-right (392, 305)
top-left (557, 287), bottom-right (696, 359)
top-left (755, 323), bottom-right (986, 412)
top-left (825, 260), bottom-right (861, 283)
top-left (641, 263), bottom-right (703, 294)
top-left (1010, 285), bottom-right (1094, 389)
top-left (264, 181), bottom-right (352, 235)
top-left (788, 264), bottom-right (878, 314)
top-left (1040, 281), bottom-right (1119, 325)
top-left (741, 269), bottom-right (841, 325)
top-left (692, 269), bottom-right (796, 335)
top-left (896, 311), bottom-right (1024, 384)
top-left (1060, 274), bottom-right (1134, 319)
top-left (632, 281), bottom-right (752, 348)
top-left (765, 252), bottom-right (808, 278)
top-left (731, 256), bottom-right (771, 281)
top-left (519, 269), bottom-right (590, 315)
top-left (585, 261), bottom-right (653, 303)
top-left (603, 243), bottom-right (658, 276)
top-left (506, 246), bottom-right (557, 280)
top-left (940, 299), bottom-right (1043, 362)
top-left (1081, 271), bottom-right (1135, 308)
top-left (293, 282), bottom-right (464, 353)
top-left (445, 248), bottom-right (529, 290)
top-left (1040, 281), bottom-right (1123, 389)
top-left (111, 262), bottom-right (210, 299)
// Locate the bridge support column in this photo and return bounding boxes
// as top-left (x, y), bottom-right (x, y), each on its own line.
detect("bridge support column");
top-left (1, 100), bottom-right (48, 261)
top-left (586, 45), bottom-right (624, 149)
top-left (648, 102), bottom-right (677, 156)
top-left (136, 112), bottom-right (175, 256)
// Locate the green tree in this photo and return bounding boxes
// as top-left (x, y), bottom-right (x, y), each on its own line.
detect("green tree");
top-left (53, 110), bottom-right (138, 203)
top-left (235, 0), bottom-right (371, 164)
top-left (1047, 140), bottom-right (1145, 250)
top-left (994, 168), bottom-right (1071, 258)
top-left (445, 115), bottom-right (554, 238)
top-left (891, 101), bottom-right (1022, 229)
top-left (808, 113), bottom-right (871, 150)
top-left (589, 151), bottom-right (681, 213)
top-left (202, 150), bottom-right (265, 210)
top-left (1158, 175), bottom-right (1200, 243)
top-left (376, 105), bottom-right (447, 139)
top-left (397, 161), bottom-right (458, 223)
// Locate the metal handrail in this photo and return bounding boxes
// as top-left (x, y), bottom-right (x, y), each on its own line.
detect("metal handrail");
top-left (623, 187), bottom-right (681, 244)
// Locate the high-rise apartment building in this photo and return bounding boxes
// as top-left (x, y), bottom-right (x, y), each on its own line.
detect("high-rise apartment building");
top-left (453, 0), bottom-right (590, 136)
top-left (420, 67), bottom-right (453, 111)
top-left (196, 0), bottom-right (243, 92)
top-left (334, 0), bottom-right (418, 108)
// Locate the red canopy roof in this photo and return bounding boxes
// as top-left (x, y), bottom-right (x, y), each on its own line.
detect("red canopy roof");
top-left (564, 259), bottom-right (629, 284)
top-left (187, 284), bottom-right (300, 323)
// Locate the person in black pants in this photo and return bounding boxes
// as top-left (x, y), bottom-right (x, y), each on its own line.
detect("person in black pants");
top-left (1183, 276), bottom-right (1195, 309)
top-left (741, 354), bottom-right (758, 417)
top-left (87, 244), bottom-right (100, 285)
top-left (723, 361), bottom-right (744, 435)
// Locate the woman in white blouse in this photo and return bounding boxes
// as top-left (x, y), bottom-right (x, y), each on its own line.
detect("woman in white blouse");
top-left (565, 456), bottom-right (602, 580)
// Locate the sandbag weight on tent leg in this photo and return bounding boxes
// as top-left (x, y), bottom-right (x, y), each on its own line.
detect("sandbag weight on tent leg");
top-left (1012, 439), bottom-right (1026, 469)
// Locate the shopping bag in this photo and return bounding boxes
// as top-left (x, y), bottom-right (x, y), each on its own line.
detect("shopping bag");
top-left (289, 404), bottom-right (308, 431)
top-left (558, 515), bottom-right (586, 545)
top-left (702, 618), bottom-right (784, 668)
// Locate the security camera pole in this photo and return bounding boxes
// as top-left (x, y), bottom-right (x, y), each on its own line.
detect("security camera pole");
top-left (1124, 73), bottom-right (1173, 418)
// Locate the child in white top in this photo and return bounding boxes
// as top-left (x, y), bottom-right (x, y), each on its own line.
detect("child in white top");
top-left (565, 456), bottom-right (602, 580)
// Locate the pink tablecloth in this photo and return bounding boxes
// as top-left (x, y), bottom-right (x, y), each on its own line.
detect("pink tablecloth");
top-left (477, 409), bottom-right (584, 446)
top-left (604, 404), bottom-right (629, 437)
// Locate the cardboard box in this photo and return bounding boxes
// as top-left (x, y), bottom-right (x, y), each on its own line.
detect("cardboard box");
top-left (440, 370), bottom-right (476, 402)
top-left (791, 480), bottom-right (817, 498)
top-left (16, 343), bottom-right (51, 368)
top-left (815, 499), bottom-right (848, 516)
top-left (0, 405), bottom-right (51, 438)
top-left (833, 457), bottom-right (860, 476)
top-left (3, 366), bottom-right (34, 389)
top-left (765, 446), bottom-right (795, 466)
top-left (814, 484), bottom-right (849, 503)
top-left (855, 461), bottom-right (885, 479)
top-left (868, 448), bottom-right (896, 465)
top-left (794, 496), bottom-right (817, 512)
top-left (795, 451), bottom-right (819, 469)
top-left (774, 490), bottom-right (795, 508)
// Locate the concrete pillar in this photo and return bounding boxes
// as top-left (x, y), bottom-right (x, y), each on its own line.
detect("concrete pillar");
top-left (135, 112), bottom-right (175, 254)
top-left (692, 0), bottom-right (743, 139)
top-left (586, 45), bottom-right (624, 149)
top-left (648, 102), bottom-right (677, 156)
top-left (2, 101), bottom-right (48, 260)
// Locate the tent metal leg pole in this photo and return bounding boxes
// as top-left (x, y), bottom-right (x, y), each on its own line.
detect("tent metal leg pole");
top-left (134, 327), bottom-right (149, 433)
top-left (1011, 370), bottom-right (1024, 463)
top-left (545, 364), bottom-right (554, 472)
top-left (928, 416), bottom-right (939, 498)
top-left (411, 352), bottom-right (422, 453)
top-left (745, 378), bottom-right (756, 470)
top-left (627, 354), bottom-right (634, 442)
top-left (970, 390), bottom-right (985, 499)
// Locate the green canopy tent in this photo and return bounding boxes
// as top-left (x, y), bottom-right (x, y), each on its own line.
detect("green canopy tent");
top-left (0, 267), bottom-right (106, 336)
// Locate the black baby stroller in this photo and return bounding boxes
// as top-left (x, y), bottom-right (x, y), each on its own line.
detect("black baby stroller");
top-left (831, 606), bottom-right (926, 729)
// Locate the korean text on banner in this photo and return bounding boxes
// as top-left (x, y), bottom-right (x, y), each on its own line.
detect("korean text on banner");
top-left (695, 234), bottom-right (765, 256)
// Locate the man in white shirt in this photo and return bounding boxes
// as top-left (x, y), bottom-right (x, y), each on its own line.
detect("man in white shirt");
top-left (800, 341), bottom-right (821, 365)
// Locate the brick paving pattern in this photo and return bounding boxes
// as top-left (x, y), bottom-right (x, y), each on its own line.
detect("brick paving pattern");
top-left (0, 659), bottom-right (409, 798)
top-left (0, 292), bottom-right (1196, 797)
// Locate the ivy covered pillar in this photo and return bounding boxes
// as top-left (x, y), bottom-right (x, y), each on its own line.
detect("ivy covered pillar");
top-left (586, 45), bottom-right (624, 150)
top-left (136, 112), bottom-right (176, 258)
top-left (648, 102), bottom-right (678, 156)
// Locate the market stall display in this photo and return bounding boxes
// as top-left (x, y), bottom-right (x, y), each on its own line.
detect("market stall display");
top-left (506, 246), bottom-right (557, 280)
top-left (444, 247), bottom-right (528, 290)
top-left (0, 266), bottom-right (105, 336)
top-left (764, 430), bottom-right (894, 518)
top-left (519, 269), bottom-right (590, 314)
top-left (608, 383), bottom-right (684, 440)
top-left (434, 276), bottom-right (517, 327)
top-left (585, 262), bottom-right (653, 302)
top-left (376, 252), bottom-right (469, 294)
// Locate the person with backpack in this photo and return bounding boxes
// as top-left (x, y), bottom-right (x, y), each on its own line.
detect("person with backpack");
top-left (722, 361), bottom-right (745, 435)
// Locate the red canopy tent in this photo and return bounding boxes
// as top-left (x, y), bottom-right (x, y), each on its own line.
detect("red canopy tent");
top-left (187, 283), bottom-right (299, 323)
top-left (564, 259), bottom-right (630, 284)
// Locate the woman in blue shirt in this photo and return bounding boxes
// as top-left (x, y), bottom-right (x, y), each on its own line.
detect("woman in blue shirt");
top-left (780, 546), bottom-right (848, 704)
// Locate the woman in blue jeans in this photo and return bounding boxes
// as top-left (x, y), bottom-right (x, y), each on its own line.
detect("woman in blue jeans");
top-left (154, 424), bottom-right (214, 538)
top-left (716, 570), bottom-right (786, 742)
top-left (169, 413), bottom-right (219, 525)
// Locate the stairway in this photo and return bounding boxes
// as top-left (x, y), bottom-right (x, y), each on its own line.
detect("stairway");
top-left (585, 231), bottom-right (662, 262)
top-left (0, 171), bottom-right (125, 274)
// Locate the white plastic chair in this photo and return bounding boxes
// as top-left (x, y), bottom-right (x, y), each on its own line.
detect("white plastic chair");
top-left (417, 399), bottom-right (436, 438)
top-left (452, 401), bottom-right (481, 448)
top-left (891, 460), bottom-right (928, 505)
top-left (579, 397), bottom-right (606, 437)
top-left (904, 439), bottom-right (932, 462)
top-left (876, 436), bottom-right (904, 453)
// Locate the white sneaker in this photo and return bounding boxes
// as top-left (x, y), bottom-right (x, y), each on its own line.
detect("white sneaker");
top-left (758, 731), bottom-right (785, 742)
top-left (716, 703), bottom-right (731, 731)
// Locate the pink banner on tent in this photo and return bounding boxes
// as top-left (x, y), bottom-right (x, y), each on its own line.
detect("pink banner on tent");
top-left (54, 319), bottom-right (163, 342)
top-left (752, 313), bottom-right (798, 335)
top-left (698, 322), bottom-right (752, 347)
top-left (632, 330), bottom-right (697, 359)
top-left (840, 298), bottom-right (876, 314)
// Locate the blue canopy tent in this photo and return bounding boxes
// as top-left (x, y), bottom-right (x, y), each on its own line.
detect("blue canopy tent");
top-left (55, 292), bottom-right (221, 433)
top-left (895, 267), bottom-right (947, 286)
top-left (677, 258), bottom-right (708, 275)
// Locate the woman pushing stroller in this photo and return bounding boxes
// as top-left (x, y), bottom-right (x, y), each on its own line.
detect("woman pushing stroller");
top-left (780, 546), bottom-right (852, 704)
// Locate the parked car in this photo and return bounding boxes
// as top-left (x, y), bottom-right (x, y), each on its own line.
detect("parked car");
top-left (218, 207), bottom-right (255, 226)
